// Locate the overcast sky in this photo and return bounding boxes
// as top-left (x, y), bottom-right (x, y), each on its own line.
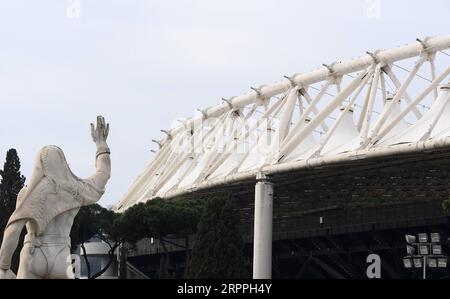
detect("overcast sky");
top-left (0, 0), bottom-right (449, 207)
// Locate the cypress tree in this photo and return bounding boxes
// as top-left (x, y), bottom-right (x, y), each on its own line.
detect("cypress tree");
top-left (187, 195), bottom-right (248, 279)
top-left (0, 149), bottom-right (26, 273)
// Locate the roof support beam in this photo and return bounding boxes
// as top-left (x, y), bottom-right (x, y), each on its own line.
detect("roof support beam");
top-left (298, 82), bottom-right (331, 132)
top-left (367, 56), bottom-right (427, 144)
top-left (166, 36), bottom-right (450, 138)
top-left (380, 71), bottom-right (388, 104)
top-left (280, 70), bottom-right (370, 161)
top-left (316, 67), bottom-right (374, 154)
top-left (429, 54), bottom-right (438, 101)
top-left (371, 66), bottom-right (450, 145)
top-left (382, 64), bottom-right (423, 119)
top-left (360, 64), bottom-right (382, 142)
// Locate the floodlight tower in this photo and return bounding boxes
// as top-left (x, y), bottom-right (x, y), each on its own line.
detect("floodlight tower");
top-left (403, 233), bottom-right (447, 279)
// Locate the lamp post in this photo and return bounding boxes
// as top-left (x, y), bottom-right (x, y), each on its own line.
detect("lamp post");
top-left (403, 233), bottom-right (447, 279)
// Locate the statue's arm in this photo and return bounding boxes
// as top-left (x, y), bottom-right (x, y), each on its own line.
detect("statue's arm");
top-left (87, 147), bottom-right (111, 191)
top-left (0, 219), bottom-right (26, 270)
top-left (84, 116), bottom-right (111, 202)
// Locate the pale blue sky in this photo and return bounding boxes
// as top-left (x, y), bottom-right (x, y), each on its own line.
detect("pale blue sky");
top-left (0, 0), bottom-right (448, 207)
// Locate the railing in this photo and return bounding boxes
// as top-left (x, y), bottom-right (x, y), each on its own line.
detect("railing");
top-left (129, 200), bottom-right (449, 256)
top-left (125, 261), bottom-right (150, 279)
top-left (128, 236), bottom-right (194, 257)
top-left (270, 200), bottom-right (447, 237)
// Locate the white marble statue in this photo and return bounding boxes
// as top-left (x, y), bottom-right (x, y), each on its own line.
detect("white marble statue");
top-left (0, 116), bottom-right (111, 279)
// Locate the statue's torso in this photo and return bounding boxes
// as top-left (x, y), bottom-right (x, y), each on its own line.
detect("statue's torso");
top-left (19, 207), bottom-right (80, 279)
top-left (26, 207), bottom-right (80, 237)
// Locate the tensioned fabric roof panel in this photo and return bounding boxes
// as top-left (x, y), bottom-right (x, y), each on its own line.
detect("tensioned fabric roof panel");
top-left (115, 36), bottom-right (450, 212)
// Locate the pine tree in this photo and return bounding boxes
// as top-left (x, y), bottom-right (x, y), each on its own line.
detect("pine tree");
top-left (0, 149), bottom-right (26, 273)
top-left (187, 195), bottom-right (248, 279)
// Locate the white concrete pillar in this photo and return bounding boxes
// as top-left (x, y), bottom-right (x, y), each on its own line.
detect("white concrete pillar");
top-left (253, 172), bottom-right (274, 279)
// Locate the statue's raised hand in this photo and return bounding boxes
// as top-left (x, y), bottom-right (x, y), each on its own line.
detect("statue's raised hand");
top-left (0, 269), bottom-right (16, 279)
top-left (91, 116), bottom-right (110, 147)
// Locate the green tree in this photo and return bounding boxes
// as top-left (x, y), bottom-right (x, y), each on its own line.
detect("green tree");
top-left (70, 204), bottom-right (121, 279)
top-left (118, 198), bottom-right (204, 278)
top-left (443, 197), bottom-right (450, 212)
top-left (0, 149), bottom-right (26, 273)
top-left (187, 195), bottom-right (248, 279)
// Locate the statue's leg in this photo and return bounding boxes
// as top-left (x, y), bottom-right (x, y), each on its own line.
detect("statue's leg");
top-left (17, 266), bottom-right (42, 279)
top-left (47, 246), bottom-right (74, 279)
top-left (17, 244), bottom-right (47, 279)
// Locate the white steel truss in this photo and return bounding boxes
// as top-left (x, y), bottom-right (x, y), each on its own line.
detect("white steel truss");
top-left (115, 36), bottom-right (450, 212)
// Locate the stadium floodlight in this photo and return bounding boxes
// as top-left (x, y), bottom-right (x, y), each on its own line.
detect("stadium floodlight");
top-left (404, 232), bottom-right (447, 279)
top-left (430, 233), bottom-right (441, 243)
top-left (413, 258), bottom-right (423, 268)
top-left (418, 233), bottom-right (428, 243)
top-left (427, 257), bottom-right (437, 268)
top-left (403, 257), bottom-right (413, 269)
top-left (419, 245), bottom-right (430, 255)
top-left (438, 257), bottom-right (447, 268)
top-left (405, 235), bottom-right (416, 244)
top-left (432, 244), bottom-right (442, 255)
top-left (406, 245), bottom-right (415, 255)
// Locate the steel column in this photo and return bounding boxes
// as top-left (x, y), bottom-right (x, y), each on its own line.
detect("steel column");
top-left (253, 172), bottom-right (274, 279)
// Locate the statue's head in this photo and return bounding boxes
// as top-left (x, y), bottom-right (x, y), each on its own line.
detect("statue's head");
top-left (23, 145), bottom-right (82, 192)
top-left (38, 145), bottom-right (81, 183)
